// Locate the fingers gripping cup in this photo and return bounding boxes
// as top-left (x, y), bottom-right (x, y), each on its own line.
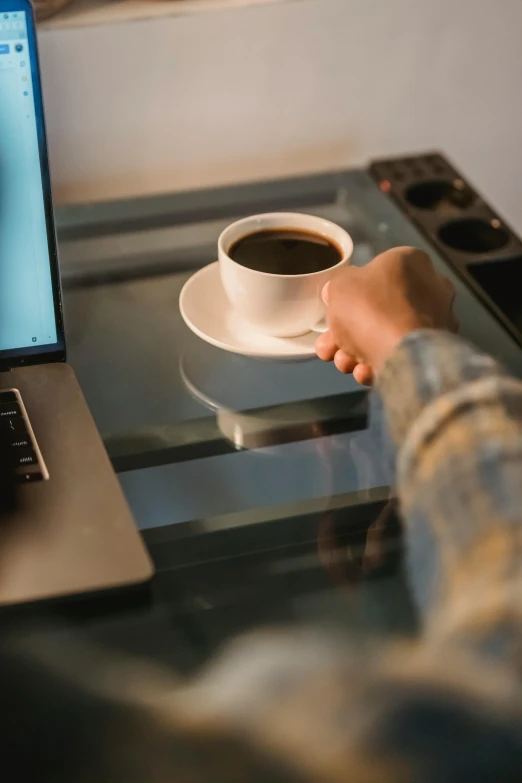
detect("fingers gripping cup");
top-left (218, 213), bottom-right (353, 338)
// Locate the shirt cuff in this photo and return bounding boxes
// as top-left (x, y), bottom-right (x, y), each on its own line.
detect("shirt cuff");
top-left (375, 330), bottom-right (504, 447)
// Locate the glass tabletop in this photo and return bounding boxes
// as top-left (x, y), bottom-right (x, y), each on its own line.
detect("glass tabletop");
top-left (54, 169), bottom-right (522, 663)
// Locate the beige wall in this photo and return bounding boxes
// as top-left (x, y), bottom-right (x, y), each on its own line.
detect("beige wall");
top-left (40, 0), bottom-right (522, 231)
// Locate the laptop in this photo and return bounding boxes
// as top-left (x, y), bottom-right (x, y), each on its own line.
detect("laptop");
top-left (0, 0), bottom-right (154, 604)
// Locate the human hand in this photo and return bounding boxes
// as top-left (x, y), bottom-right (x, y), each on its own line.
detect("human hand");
top-left (315, 246), bottom-right (457, 385)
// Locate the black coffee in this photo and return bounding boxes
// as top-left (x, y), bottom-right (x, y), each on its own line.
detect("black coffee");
top-left (229, 228), bottom-right (342, 275)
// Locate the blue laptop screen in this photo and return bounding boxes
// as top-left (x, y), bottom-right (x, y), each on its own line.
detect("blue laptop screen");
top-left (0, 9), bottom-right (58, 354)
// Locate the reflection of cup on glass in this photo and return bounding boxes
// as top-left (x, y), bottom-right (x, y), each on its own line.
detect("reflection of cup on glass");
top-left (179, 352), bottom-right (339, 453)
top-left (218, 213), bottom-right (353, 338)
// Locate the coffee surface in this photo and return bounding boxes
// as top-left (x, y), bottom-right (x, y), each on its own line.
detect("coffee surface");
top-left (229, 229), bottom-right (342, 275)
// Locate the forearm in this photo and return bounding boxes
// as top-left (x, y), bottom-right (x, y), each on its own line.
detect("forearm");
top-left (377, 331), bottom-right (522, 654)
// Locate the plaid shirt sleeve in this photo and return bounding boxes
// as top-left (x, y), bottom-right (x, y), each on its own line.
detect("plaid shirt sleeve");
top-left (377, 329), bottom-right (522, 657)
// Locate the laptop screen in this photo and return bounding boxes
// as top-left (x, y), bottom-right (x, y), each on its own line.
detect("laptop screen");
top-left (0, 3), bottom-right (63, 362)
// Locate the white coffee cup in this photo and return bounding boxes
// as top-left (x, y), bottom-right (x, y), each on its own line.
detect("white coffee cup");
top-left (218, 213), bottom-right (353, 338)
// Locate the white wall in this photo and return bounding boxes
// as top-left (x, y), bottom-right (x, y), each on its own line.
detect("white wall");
top-left (40, 0), bottom-right (522, 231)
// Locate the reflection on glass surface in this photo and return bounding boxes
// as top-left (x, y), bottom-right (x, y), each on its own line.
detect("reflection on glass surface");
top-left (57, 169), bottom-right (522, 657)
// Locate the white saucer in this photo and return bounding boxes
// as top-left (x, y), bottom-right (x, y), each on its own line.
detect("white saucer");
top-left (179, 262), bottom-right (319, 361)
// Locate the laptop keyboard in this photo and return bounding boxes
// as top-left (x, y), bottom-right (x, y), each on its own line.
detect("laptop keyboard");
top-left (0, 390), bottom-right (48, 482)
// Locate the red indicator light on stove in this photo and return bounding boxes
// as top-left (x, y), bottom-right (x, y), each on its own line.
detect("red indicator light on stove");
top-left (380, 180), bottom-right (392, 193)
